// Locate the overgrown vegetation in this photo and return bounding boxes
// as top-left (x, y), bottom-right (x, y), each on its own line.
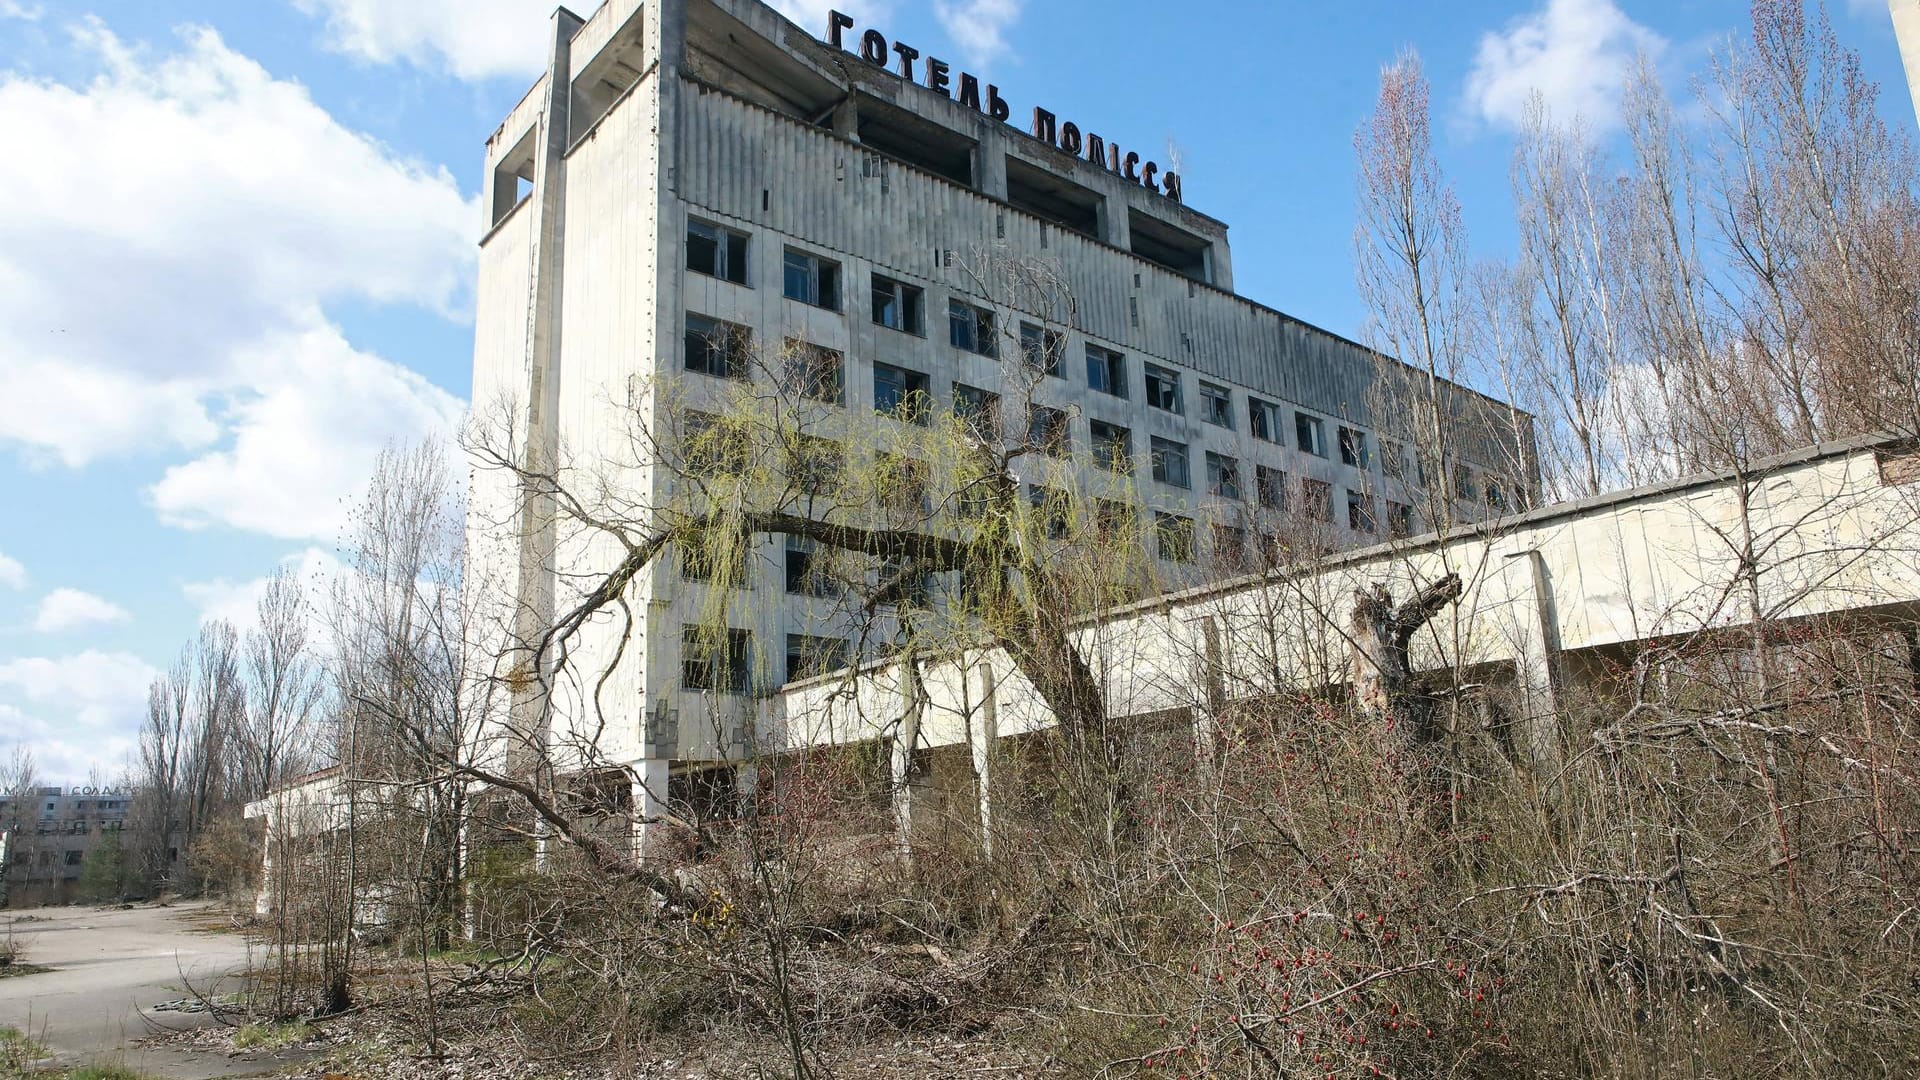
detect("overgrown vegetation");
top-left (100, 2), bottom-right (1920, 1076)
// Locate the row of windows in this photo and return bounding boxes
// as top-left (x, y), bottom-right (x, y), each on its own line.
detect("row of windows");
top-left (688, 220), bottom-right (1526, 505)
top-left (681, 626), bottom-right (856, 693)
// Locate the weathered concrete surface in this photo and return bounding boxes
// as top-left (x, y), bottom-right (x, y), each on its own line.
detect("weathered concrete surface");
top-left (0, 902), bottom-right (298, 1079)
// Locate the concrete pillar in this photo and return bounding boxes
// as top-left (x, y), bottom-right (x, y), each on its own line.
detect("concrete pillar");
top-left (1099, 195), bottom-right (1131, 250)
top-left (967, 658), bottom-right (999, 857)
top-left (254, 802), bottom-right (276, 917)
top-left (630, 757), bottom-right (670, 861)
top-left (1194, 617), bottom-right (1227, 785)
top-left (889, 658), bottom-right (925, 854)
top-left (1505, 550), bottom-right (1563, 775)
top-left (1892, 0), bottom-right (1920, 131)
top-left (977, 136), bottom-right (1008, 201)
top-left (831, 95), bottom-right (859, 141)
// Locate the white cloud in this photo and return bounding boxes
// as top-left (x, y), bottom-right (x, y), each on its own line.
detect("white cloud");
top-left (0, 2), bottom-right (40, 20)
top-left (149, 328), bottom-right (464, 540)
top-left (1464, 0), bottom-right (1667, 133)
top-left (183, 546), bottom-right (342, 635)
top-left (933, 0), bottom-right (1022, 68)
top-left (0, 19), bottom-right (473, 529)
top-left (291, 0), bottom-right (561, 81)
top-left (0, 551), bottom-right (23, 590)
top-left (0, 651), bottom-right (157, 783)
top-left (32, 588), bottom-right (132, 634)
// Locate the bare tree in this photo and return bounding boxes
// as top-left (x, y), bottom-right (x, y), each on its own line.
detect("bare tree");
top-left (236, 566), bottom-right (323, 804)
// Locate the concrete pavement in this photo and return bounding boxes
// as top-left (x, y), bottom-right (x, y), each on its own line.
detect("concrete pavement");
top-left (0, 902), bottom-right (300, 1079)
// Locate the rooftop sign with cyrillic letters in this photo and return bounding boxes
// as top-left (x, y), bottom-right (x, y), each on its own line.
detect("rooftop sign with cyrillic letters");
top-left (824, 11), bottom-right (1183, 203)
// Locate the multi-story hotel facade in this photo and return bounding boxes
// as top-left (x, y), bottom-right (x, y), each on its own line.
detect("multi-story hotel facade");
top-left (466, 0), bottom-right (1535, 816)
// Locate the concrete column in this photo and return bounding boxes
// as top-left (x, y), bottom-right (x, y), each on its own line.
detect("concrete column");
top-left (1099, 195), bottom-right (1131, 250)
top-left (1892, 0), bottom-right (1920, 131)
top-left (254, 802), bottom-right (276, 917)
top-left (889, 658), bottom-right (925, 854)
top-left (630, 757), bottom-right (670, 861)
top-left (977, 136), bottom-right (1008, 201)
top-left (831, 95), bottom-right (860, 141)
top-left (1194, 617), bottom-right (1227, 786)
top-left (967, 658), bottom-right (999, 857)
top-left (1505, 550), bottom-right (1563, 776)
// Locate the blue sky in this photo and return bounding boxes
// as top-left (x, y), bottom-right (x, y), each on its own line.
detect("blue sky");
top-left (0, 0), bottom-right (1910, 782)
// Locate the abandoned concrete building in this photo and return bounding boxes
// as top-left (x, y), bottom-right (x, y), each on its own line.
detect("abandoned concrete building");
top-left (0, 786), bottom-right (132, 905)
top-left (463, 0), bottom-right (1539, 831)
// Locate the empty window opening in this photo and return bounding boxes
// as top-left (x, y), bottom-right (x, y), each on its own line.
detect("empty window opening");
top-left (1206, 452), bottom-right (1240, 501)
top-left (785, 536), bottom-right (838, 596)
top-left (952, 382), bottom-right (1000, 442)
top-left (688, 219), bottom-right (750, 284)
top-left (873, 362), bottom-right (931, 424)
top-left (855, 95), bottom-right (975, 187)
top-left (1150, 437), bottom-right (1190, 488)
top-left (1200, 382), bottom-right (1233, 428)
top-left (685, 314), bottom-right (751, 379)
top-left (783, 248), bottom-right (840, 309)
top-left (1301, 479), bottom-right (1333, 521)
top-left (1143, 363), bottom-right (1182, 414)
top-left (489, 125), bottom-right (538, 227)
top-left (1027, 484), bottom-right (1070, 539)
top-left (1005, 156), bottom-right (1100, 237)
top-left (872, 274), bottom-right (925, 334)
top-left (1387, 500), bottom-right (1416, 538)
top-left (1089, 420), bottom-right (1132, 474)
top-left (1155, 512), bottom-right (1195, 563)
top-left (1296, 413), bottom-right (1328, 458)
top-left (1086, 345), bottom-right (1127, 398)
top-left (682, 626), bottom-right (752, 694)
top-left (1019, 322), bottom-right (1064, 376)
top-left (785, 634), bottom-right (850, 683)
top-left (949, 300), bottom-right (997, 357)
top-left (1347, 490), bottom-right (1376, 533)
top-left (1128, 209), bottom-right (1212, 282)
top-left (782, 340), bottom-right (843, 404)
top-left (1256, 465), bottom-right (1287, 510)
top-left (1338, 425), bottom-right (1370, 469)
top-left (1027, 405), bottom-right (1069, 457)
top-left (1249, 397), bottom-right (1282, 443)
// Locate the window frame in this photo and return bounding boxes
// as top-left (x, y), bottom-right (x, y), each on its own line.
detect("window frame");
top-left (1205, 451), bottom-right (1241, 501)
top-left (1089, 420), bottom-right (1133, 474)
top-left (1296, 412), bottom-right (1328, 458)
top-left (1249, 397), bottom-right (1282, 443)
top-left (1256, 464), bottom-right (1287, 510)
top-left (952, 382), bottom-right (1001, 442)
top-left (1338, 425), bottom-right (1370, 469)
top-left (1154, 511), bottom-right (1196, 563)
top-left (1150, 436), bottom-right (1191, 489)
top-left (684, 313), bottom-right (750, 380)
top-left (1018, 322), bottom-right (1064, 376)
top-left (948, 298), bottom-right (998, 357)
top-left (682, 625), bottom-right (753, 694)
top-left (872, 361), bottom-right (932, 425)
top-left (782, 247), bottom-right (841, 310)
top-left (1143, 362), bottom-right (1183, 414)
top-left (870, 273), bottom-right (925, 335)
top-left (686, 218), bottom-right (750, 285)
top-left (1027, 404), bottom-right (1070, 458)
top-left (782, 339), bottom-right (844, 405)
top-left (1086, 344), bottom-right (1128, 398)
top-left (1200, 381), bottom-right (1233, 429)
